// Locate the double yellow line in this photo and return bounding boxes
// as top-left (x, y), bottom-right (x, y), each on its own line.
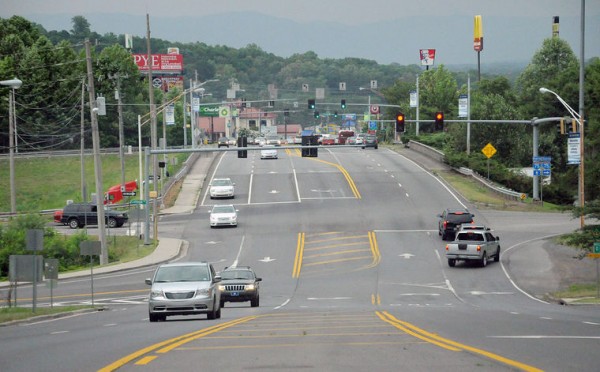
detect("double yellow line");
top-left (377, 311), bottom-right (542, 372)
top-left (98, 316), bottom-right (257, 371)
top-left (292, 232), bottom-right (305, 278)
top-left (312, 158), bottom-right (361, 199)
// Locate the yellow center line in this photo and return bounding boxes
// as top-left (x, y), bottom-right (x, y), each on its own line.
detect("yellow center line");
top-left (377, 311), bottom-right (543, 372)
top-left (292, 232), bottom-right (305, 278)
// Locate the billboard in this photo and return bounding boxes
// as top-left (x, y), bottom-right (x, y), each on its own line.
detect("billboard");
top-left (419, 49), bottom-right (436, 66)
top-left (133, 54), bottom-right (183, 73)
top-left (474, 15), bottom-right (483, 52)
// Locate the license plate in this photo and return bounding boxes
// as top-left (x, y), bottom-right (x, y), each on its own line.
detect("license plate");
top-left (231, 292), bottom-right (239, 296)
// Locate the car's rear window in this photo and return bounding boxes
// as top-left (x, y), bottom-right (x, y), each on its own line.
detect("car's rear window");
top-left (456, 232), bottom-right (484, 241)
top-left (447, 213), bottom-right (473, 224)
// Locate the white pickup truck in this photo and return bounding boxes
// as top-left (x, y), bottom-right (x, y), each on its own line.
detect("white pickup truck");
top-left (445, 229), bottom-right (500, 267)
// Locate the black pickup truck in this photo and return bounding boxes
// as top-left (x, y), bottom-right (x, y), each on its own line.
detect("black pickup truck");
top-left (59, 203), bottom-right (128, 229)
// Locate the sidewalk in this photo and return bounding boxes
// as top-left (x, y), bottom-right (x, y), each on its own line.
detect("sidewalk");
top-left (0, 152), bottom-right (216, 288)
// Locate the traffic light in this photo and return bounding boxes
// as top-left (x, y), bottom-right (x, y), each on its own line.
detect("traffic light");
top-left (334, 111), bottom-right (338, 118)
top-left (395, 112), bottom-right (405, 133)
top-left (314, 110), bottom-right (320, 119)
top-left (569, 118), bottom-right (578, 133)
top-left (558, 118), bottom-right (566, 135)
top-left (301, 135), bottom-right (318, 157)
top-left (308, 99), bottom-right (315, 109)
top-left (341, 99), bottom-right (346, 109)
top-left (237, 136), bottom-right (248, 158)
top-left (434, 111), bottom-right (444, 131)
top-left (241, 98), bottom-right (246, 108)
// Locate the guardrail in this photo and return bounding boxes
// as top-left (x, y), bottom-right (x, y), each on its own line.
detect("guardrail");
top-left (408, 140), bottom-right (524, 202)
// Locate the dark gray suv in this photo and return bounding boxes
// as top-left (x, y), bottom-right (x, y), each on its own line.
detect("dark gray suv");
top-left (438, 208), bottom-right (475, 240)
top-left (60, 203), bottom-right (128, 229)
top-left (218, 266), bottom-right (261, 307)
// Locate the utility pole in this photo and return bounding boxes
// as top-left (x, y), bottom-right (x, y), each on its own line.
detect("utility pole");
top-left (80, 78), bottom-right (87, 203)
top-left (85, 39), bottom-right (108, 264)
top-left (146, 14), bottom-right (159, 244)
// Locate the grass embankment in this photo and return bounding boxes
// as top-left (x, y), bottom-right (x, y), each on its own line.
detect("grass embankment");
top-left (0, 152), bottom-right (190, 212)
top-left (0, 306), bottom-right (97, 324)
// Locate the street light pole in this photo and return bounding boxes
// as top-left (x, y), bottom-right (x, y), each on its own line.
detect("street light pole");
top-left (1, 78), bottom-right (23, 214)
top-left (539, 87), bottom-right (585, 228)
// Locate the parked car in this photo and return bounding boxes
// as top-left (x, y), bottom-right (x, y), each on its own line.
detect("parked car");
top-left (438, 208), bottom-right (475, 240)
top-left (362, 134), bottom-right (378, 149)
top-left (60, 203), bottom-right (128, 229)
top-left (217, 137), bottom-right (230, 148)
top-left (260, 145), bottom-right (278, 159)
top-left (209, 178), bottom-right (235, 199)
top-left (218, 266), bottom-right (262, 307)
top-left (210, 204), bottom-right (238, 228)
top-left (145, 262), bottom-right (222, 322)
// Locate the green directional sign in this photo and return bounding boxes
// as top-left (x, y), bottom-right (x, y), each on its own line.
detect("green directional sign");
top-left (199, 105), bottom-right (220, 117)
top-left (594, 242), bottom-right (600, 254)
top-left (130, 199), bottom-right (147, 205)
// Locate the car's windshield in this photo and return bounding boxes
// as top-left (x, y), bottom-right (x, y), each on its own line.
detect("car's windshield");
top-left (154, 266), bottom-right (210, 282)
top-left (447, 213), bottom-right (473, 224)
top-left (212, 205), bottom-right (234, 213)
top-left (221, 270), bottom-right (254, 280)
top-left (212, 179), bottom-right (231, 186)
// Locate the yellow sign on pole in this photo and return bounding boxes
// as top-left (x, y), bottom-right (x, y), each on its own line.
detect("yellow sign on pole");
top-left (482, 143), bottom-right (497, 159)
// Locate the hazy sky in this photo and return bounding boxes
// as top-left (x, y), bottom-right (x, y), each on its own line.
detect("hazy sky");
top-left (3, 0), bottom-right (594, 24)
top-left (2, 0), bottom-right (599, 65)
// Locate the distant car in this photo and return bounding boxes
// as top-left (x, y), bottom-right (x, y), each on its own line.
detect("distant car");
top-left (260, 145), bottom-right (278, 159)
top-left (346, 136), bottom-right (357, 145)
top-left (294, 136), bottom-right (303, 144)
top-left (321, 136), bottom-right (336, 145)
top-left (210, 204), bottom-right (238, 228)
top-left (438, 208), bottom-right (475, 240)
top-left (145, 262), bottom-right (222, 322)
top-left (355, 133), bottom-right (366, 145)
top-left (217, 137), bottom-right (230, 148)
top-left (459, 224), bottom-right (491, 232)
top-left (256, 137), bottom-right (266, 147)
top-left (60, 203), bottom-right (128, 229)
top-left (265, 135), bottom-right (281, 146)
top-left (209, 178), bottom-right (235, 199)
top-left (362, 134), bottom-right (378, 149)
top-left (218, 266), bottom-right (262, 307)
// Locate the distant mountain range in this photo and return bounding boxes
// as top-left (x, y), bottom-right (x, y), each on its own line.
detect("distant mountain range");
top-left (26, 11), bottom-right (597, 67)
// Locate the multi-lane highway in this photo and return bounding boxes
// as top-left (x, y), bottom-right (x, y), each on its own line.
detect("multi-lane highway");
top-left (1, 146), bottom-right (598, 371)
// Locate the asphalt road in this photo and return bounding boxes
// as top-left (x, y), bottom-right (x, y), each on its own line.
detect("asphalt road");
top-left (1, 146), bottom-right (598, 371)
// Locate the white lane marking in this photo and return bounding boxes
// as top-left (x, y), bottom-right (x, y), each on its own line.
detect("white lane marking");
top-left (248, 173), bottom-right (254, 204)
top-left (274, 299), bottom-right (290, 310)
top-left (490, 335), bottom-right (600, 339)
top-left (232, 235), bottom-right (246, 268)
top-left (583, 321), bottom-right (600, 326)
top-left (307, 297), bottom-right (353, 300)
top-left (104, 324), bottom-right (117, 327)
top-left (293, 168), bottom-right (301, 202)
top-left (51, 331), bottom-right (69, 335)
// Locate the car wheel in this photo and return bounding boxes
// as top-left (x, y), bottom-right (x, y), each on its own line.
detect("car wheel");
top-left (361, 146), bottom-right (365, 149)
top-left (494, 246), bottom-right (501, 262)
top-left (107, 217), bottom-right (117, 228)
top-left (480, 252), bottom-right (488, 267)
top-left (207, 301), bottom-right (218, 320)
top-left (251, 295), bottom-right (259, 307)
top-left (448, 258), bottom-right (456, 267)
top-left (215, 306), bottom-right (221, 319)
top-left (374, 145), bottom-right (378, 149)
top-left (441, 232), bottom-right (447, 240)
top-left (149, 313), bottom-right (159, 322)
top-left (68, 219), bottom-right (80, 229)
top-left (220, 300), bottom-right (225, 308)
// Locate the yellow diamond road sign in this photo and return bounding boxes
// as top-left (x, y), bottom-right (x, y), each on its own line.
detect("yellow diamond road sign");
top-left (482, 143), bottom-right (497, 158)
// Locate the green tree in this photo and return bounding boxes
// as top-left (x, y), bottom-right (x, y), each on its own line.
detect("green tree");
top-left (418, 65), bottom-right (458, 132)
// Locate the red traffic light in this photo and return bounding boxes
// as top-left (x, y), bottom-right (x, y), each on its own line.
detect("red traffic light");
top-left (434, 111), bottom-right (444, 131)
top-left (395, 112), bottom-right (405, 132)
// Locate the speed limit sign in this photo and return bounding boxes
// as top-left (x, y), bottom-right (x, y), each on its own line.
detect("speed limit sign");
top-left (370, 105), bottom-right (380, 114)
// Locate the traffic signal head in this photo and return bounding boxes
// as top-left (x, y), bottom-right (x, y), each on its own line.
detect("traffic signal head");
top-left (308, 99), bottom-right (315, 109)
top-left (395, 112), bottom-right (405, 132)
top-left (314, 110), bottom-right (320, 118)
top-left (434, 111), bottom-right (444, 131)
top-left (334, 111), bottom-right (338, 118)
top-left (341, 99), bottom-right (346, 109)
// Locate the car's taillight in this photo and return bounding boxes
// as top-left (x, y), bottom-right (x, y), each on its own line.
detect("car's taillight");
top-left (445, 245), bottom-right (449, 251)
top-left (443, 221), bottom-right (448, 228)
top-left (476, 245), bottom-right (481, 251)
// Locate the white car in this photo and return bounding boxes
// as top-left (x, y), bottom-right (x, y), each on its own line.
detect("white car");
top-left (210, 204), bottom-right (238, 228)
top-left (260, 145), bottom-right (278, 159)
top-left (209, 178), bottom-right (235, 199)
